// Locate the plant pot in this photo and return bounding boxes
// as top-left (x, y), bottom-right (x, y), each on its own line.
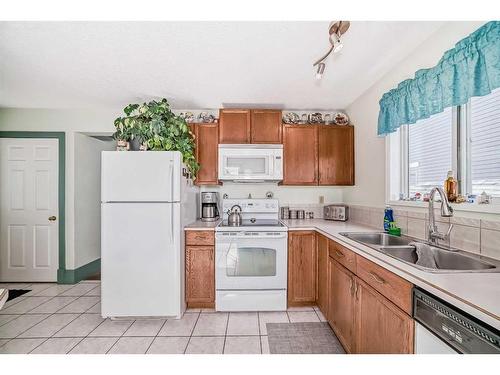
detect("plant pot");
top-left (116, 139), bottom-right (129, 151)
top-left (139, 143), bottom-right (148, 151)
top-left (129, 138), bottom-right (141, 151)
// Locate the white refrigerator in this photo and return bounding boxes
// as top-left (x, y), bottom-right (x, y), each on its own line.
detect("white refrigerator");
top-left (101, 151), bottom-right (197, 319)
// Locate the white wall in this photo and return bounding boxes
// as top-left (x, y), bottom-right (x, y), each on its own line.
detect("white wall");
top-left (0, 108), bottom-right (117, 269)
top-left (343, 21), bottom-right (485, 208)
top-left (74, 133), bottom-right (115, 268)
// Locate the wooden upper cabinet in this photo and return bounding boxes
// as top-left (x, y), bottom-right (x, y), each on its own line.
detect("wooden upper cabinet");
top-left (316, 234), bottom-right (329, 316)
top-left (282, 125), bottom-right (318, 185)
top-left (318, 125), bottom-right (354, 185)
top-left (193, 123), bottom-right (219, 186)
top-left (219, 109), bottom-right (251, 144)
top-left (185, 245), bottom-right (215, 306)
top-left (328, 258), bottom-right (356, 353)
top-left (355, 278), bottom-right (414, 354)
top-left (288, 231), bottom-right (317, 305)
top-left (250, 109), bottom-right (282, 143)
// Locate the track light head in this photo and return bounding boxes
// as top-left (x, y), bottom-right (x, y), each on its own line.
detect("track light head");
top-left (315, 62), bottom-right (326, 80)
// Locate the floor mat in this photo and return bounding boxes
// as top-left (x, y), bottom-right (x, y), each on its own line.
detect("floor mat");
top-left (6, 289), bottom-right (31, 302)
top-left (266, 322), bottom-right (346, 354)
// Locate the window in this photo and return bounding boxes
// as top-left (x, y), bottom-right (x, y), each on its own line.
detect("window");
top-left (408, 108), bottom-right (453, 196)
top-left (468, 88), bottom-right (500, 197)
top-left (392, 88), bottom-right (500, 202)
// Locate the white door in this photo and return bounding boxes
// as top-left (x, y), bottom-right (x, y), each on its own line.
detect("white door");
top-left (0, 138), bottom-right (59, 282)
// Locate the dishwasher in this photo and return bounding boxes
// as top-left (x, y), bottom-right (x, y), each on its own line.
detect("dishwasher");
top-left (413, 288), bottom-right (500, 354)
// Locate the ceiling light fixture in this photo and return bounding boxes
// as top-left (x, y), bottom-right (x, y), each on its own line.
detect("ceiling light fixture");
top-left (313, 20), bottom-right (350, 79)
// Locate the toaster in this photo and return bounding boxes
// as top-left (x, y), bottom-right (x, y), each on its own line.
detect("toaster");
top-left (323, 205), bottom-right (348, 221)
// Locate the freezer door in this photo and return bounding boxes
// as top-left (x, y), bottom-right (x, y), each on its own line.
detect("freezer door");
top-left (101, 202), bottom-right (182, 317)
top-left (101, 151), bottom-right (181, 202)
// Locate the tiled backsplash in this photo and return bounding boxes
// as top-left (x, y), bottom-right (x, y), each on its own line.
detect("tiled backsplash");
top-left (348, 205), bottom-right (500, 261)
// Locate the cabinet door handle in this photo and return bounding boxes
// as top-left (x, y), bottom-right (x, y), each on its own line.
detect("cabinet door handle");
top-left (335, 250), bottom-right (344, 258)
top-left (354, 281), bottom-right (359, 300)
top-left (349, 277), bottom-right (354, 296)
top-left (368, 271), bottom-right (386, 284)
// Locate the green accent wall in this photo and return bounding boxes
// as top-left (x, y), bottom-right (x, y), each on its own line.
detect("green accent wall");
top-left (0, 131), bottom-right (70, 283)
top-left (57, 258), bottom-right (101, 284)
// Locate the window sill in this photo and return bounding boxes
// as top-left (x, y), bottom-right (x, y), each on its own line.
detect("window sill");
top-left (387, 200), bottom-right (500, 215)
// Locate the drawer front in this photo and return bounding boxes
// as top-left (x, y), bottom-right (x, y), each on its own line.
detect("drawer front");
top-left (186, 230), bottom-right (215, 246)
top-left (356, 256), bottom-right (412, 315)
top-left (328, 240), bottom-right (356, 273)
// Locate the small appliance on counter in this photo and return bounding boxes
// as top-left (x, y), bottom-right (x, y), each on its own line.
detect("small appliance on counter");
top-left (323, 204), bottom-right (348, 221)
top-left (200, 192), bottom-right (220, 222)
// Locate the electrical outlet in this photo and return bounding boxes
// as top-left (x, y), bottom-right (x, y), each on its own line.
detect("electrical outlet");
top-left (319, 196), bottom-right (324, 204)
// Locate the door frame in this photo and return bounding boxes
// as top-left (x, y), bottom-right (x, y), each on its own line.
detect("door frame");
top-left (0, 131), bottom-right (66, 283)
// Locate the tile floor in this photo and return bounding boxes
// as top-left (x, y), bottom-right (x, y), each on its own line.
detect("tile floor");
top-left (0, 281), bottom-right (327, 354)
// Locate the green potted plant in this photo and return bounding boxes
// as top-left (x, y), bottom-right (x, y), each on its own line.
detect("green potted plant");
top-left (113, 99), bottom-right (199, 178)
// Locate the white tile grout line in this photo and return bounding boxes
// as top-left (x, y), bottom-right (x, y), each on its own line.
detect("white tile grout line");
top-left (183, 311), bottom-right (201, 354)
top-left (222, 312), bottom-right (230, 354)
top-left (257, 312), bottom-right (262, 354)
top-left (143, 316), bottom-right (169, 354)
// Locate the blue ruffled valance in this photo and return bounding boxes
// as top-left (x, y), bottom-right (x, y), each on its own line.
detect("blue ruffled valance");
top-left (378, 21), bottom-right (500, 136)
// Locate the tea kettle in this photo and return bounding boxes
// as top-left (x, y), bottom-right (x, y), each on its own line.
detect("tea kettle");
top-left (227, 205), bottom-right (242, 226)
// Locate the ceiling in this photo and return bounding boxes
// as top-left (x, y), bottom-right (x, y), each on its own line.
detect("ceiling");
top-left (0, 21), bottom-right (445, 110)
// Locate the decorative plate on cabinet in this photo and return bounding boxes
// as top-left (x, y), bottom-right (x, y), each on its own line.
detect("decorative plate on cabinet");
top-left (308, 112), bottom-right (323, 124)
top-left (283, 112), bottom-right (300, 124)
top-left (333, 112), bottom-right (349, 125)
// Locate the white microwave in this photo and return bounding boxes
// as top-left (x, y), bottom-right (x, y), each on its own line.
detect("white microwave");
top-left (218, 144), bottom-right (283, 182)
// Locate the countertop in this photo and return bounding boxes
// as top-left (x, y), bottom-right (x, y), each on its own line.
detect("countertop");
top-left (284, 219), bottom-right (500, 331)
top-left (184, 218), bottom-right (500, 330)
top-left (184, 219), bottom-right (221, 230)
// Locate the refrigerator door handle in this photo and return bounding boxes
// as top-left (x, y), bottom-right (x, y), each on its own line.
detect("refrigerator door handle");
top-left (170, 204), bottom-right (175, 243)
top-left (168, 161), bottom-right (174, 202)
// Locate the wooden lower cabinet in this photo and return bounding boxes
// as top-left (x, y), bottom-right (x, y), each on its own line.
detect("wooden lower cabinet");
top-left (185, 245), bottom-right (215, 308)
top-left (323, 240), bottom-right (414, 354)
top-left (328, 257), bottom-right (356, 353)
top-left (355, 279), bottom-right (414, 354)
top-left (288, 231), bottom-right (317, 305)
top-left (316, 234), bottom-right (329, 315)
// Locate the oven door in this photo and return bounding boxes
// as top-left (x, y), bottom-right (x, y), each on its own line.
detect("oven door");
top-left (215, 231), bottom-right (287, 290)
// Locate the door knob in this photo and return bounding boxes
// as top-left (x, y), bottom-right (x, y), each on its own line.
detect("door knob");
top-left (48, 216), bottom-right (57, 221)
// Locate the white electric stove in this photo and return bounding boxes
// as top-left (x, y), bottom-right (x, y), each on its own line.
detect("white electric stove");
top-left (215, 199), bottom-right (288, 311)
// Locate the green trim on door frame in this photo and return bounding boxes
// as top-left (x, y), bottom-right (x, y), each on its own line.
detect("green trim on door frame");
top-left (57, 258), bottom-right (100, 284)
top-left (0, 131), bottom-right (67, 283)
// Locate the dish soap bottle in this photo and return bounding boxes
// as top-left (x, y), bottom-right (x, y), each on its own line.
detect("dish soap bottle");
top-left (444, 170), bottom-right (458, 202)
top-left (383, 206), bottom-right (394, 232)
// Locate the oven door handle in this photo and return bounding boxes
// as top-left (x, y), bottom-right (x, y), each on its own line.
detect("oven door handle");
top-left (216, 233), bottom-right (287, 240)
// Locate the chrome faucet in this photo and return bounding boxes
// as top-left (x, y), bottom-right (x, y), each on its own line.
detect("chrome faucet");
top-left (428, 187), bottom-right (454, 244)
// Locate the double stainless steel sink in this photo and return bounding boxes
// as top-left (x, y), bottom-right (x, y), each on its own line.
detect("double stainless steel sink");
top-left (340, 232), bottom-right (500, 273)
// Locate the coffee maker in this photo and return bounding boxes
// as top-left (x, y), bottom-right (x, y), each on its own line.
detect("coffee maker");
top-left (200, 192), bottom-right (220, 222)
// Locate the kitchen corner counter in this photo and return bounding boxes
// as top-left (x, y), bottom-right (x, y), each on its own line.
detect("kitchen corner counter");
top-left (284, 219), bottom-right (500, 331)
top-left (184, 219), bottom-right (221, 230)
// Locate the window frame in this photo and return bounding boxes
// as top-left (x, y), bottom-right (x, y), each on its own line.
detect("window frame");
top-left (388, 97), bottom-right (500, 211)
